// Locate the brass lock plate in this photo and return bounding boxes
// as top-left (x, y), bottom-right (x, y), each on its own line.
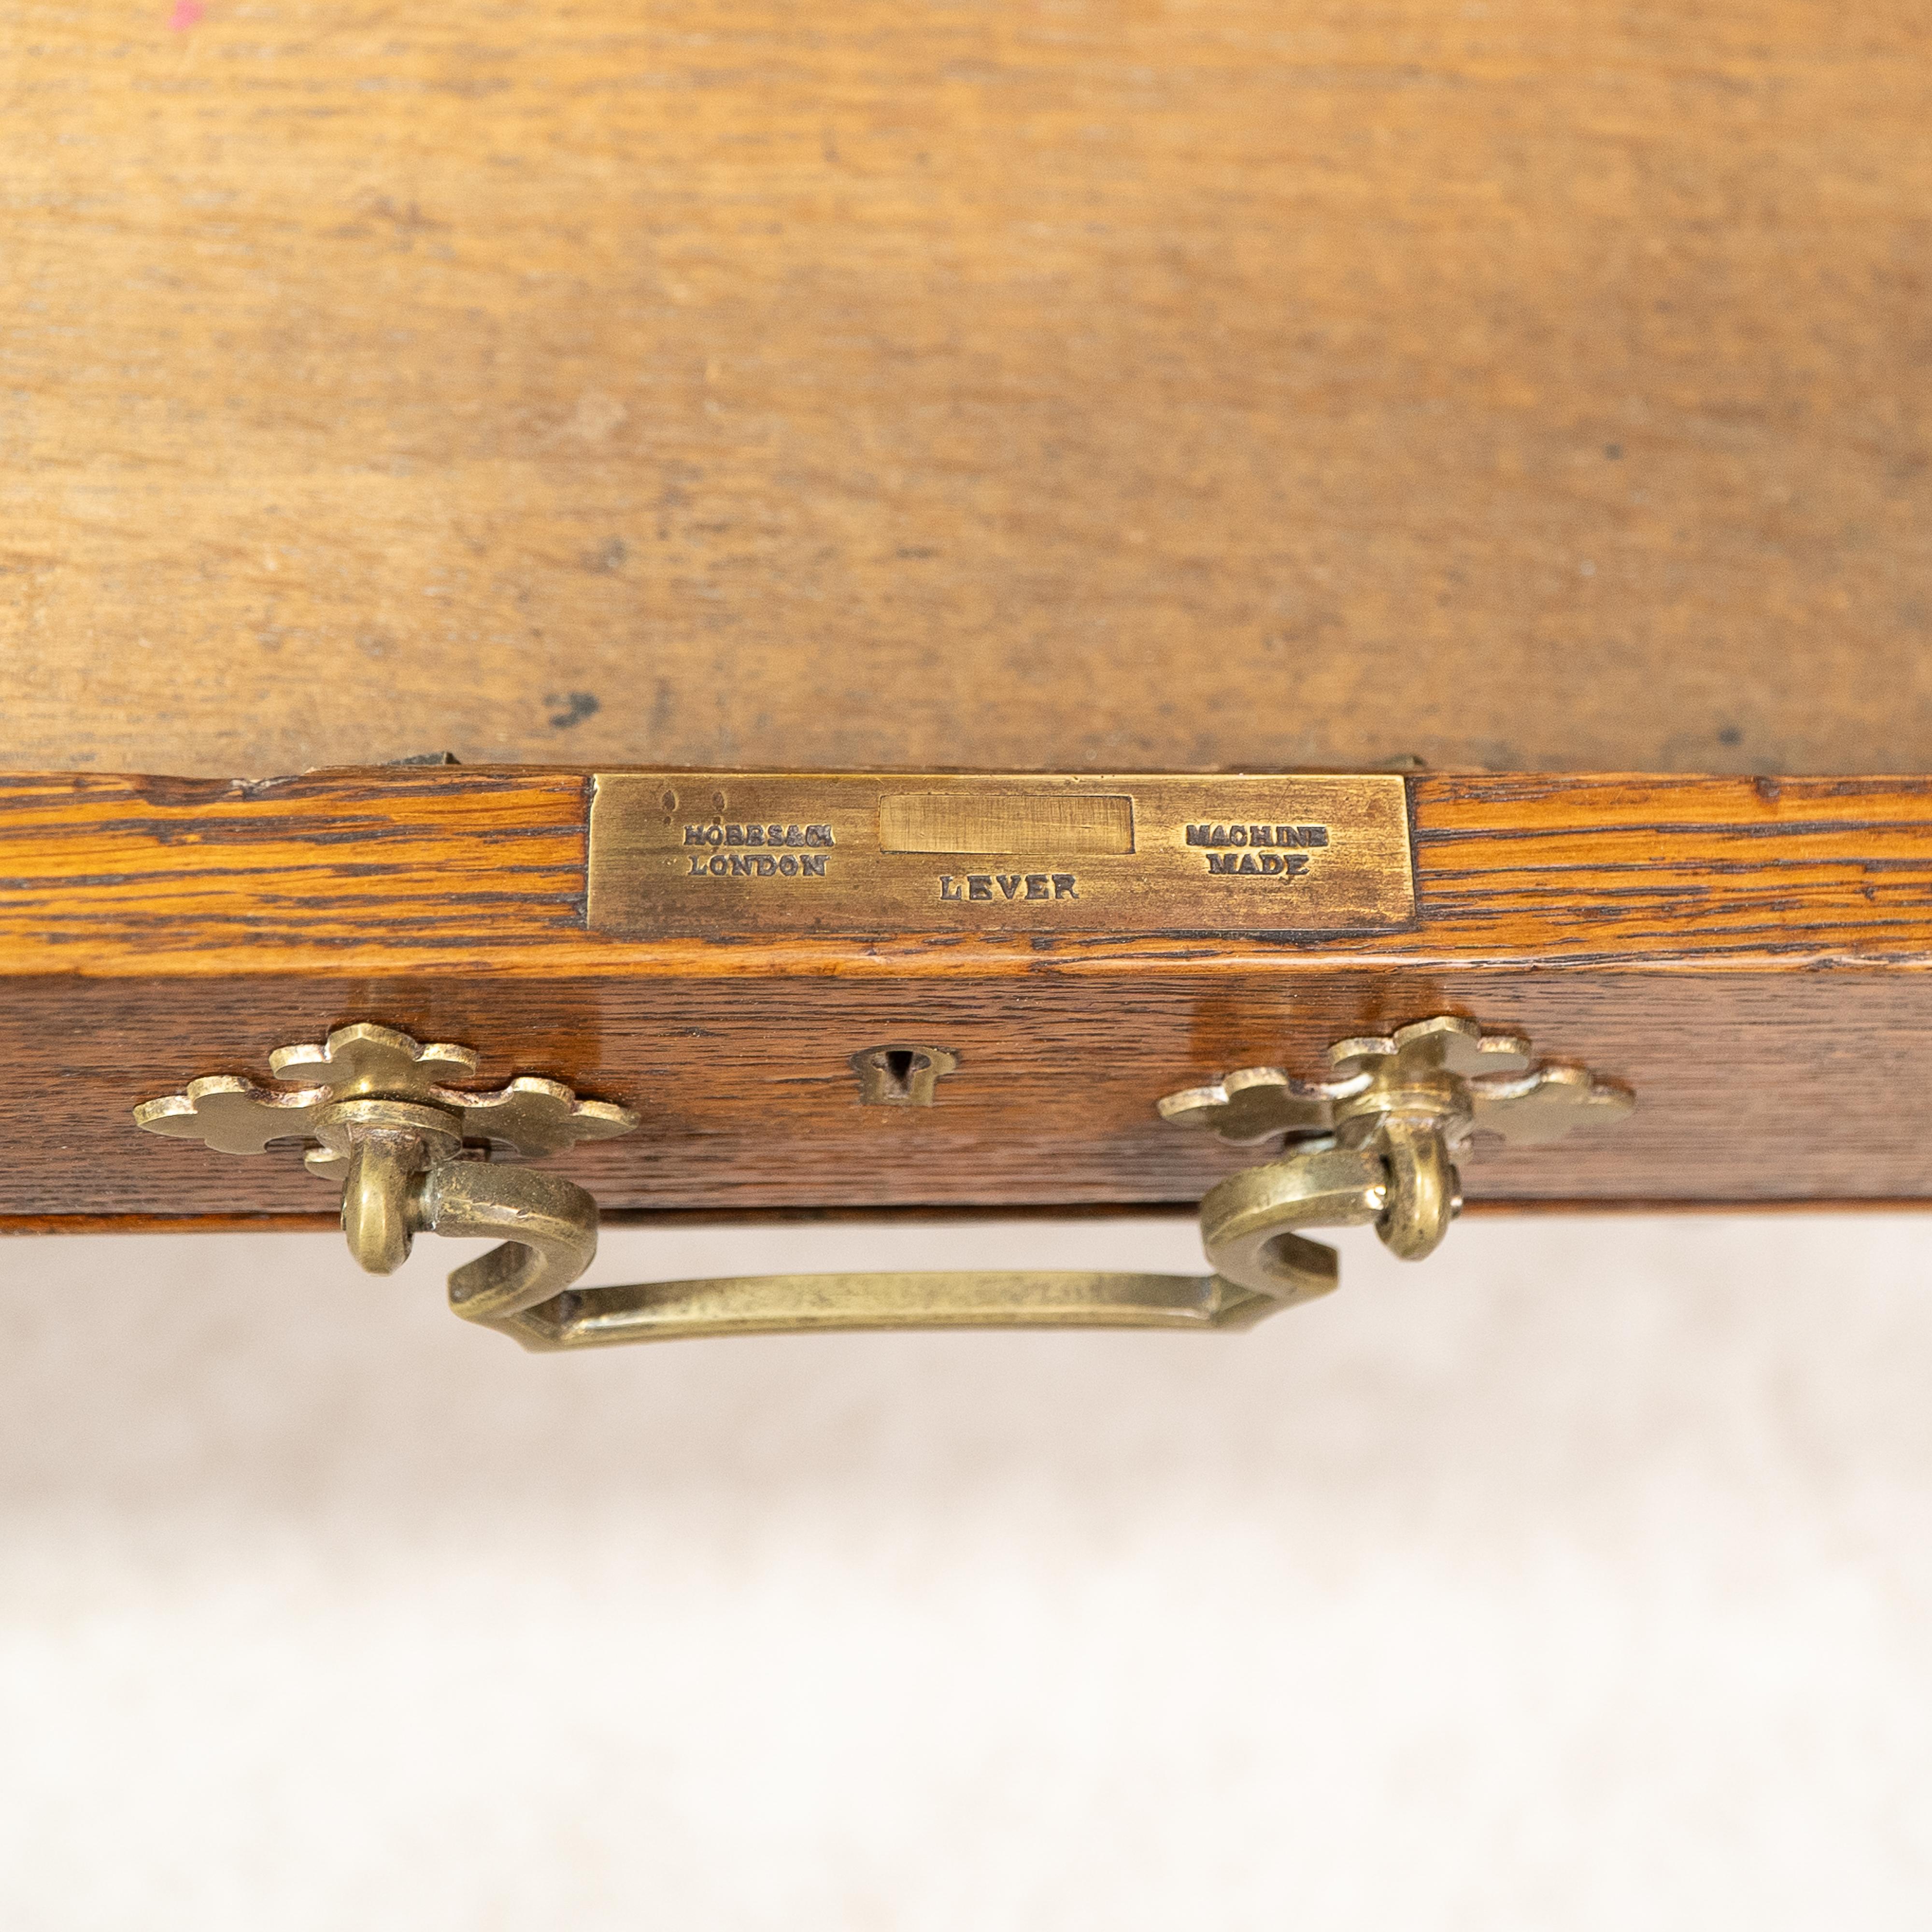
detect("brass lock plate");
top-left (587, 771), bottom-right (1414, 940)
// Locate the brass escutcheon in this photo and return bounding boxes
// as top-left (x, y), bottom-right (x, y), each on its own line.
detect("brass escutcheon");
top-left (850, 1043), bottom-right (959, 1106)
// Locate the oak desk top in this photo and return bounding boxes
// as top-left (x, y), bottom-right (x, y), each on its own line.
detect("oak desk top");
top-left (7, 0), bottom-right (1930, 778)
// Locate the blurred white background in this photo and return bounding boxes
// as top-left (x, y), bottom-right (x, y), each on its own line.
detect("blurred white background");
top-left (2, 1212), bottom-right (1929, 1929)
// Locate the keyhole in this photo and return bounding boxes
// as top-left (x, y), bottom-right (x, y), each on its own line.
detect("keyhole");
top-left (850, 1042), bottom-right (959, 1107)
top-left (879, 1048), bottom-right (923, 1096)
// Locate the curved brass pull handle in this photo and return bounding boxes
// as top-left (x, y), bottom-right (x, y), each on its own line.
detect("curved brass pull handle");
top-left (491, 1134), bottom-right (1406, 1352)
top-left (369, 1129), bottom-right (1389, 1352)
top-left (135, 1014), bottom-right (1632, 1352)
top-left (485, 1266), bottom-right (1282, 1350)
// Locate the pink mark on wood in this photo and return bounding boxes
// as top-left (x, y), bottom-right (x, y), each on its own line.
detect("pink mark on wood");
top-left (168, 0), bottom-right (204, 28)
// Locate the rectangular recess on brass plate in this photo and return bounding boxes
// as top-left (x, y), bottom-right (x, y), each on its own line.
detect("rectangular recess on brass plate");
top-left (879, 791), bottom-right (1136, 857)
top-left (586, 771), bottom-right (1415, 941)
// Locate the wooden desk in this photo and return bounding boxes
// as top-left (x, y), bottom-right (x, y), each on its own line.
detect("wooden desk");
top-left (6, 6), bottom-right (1927, 1325)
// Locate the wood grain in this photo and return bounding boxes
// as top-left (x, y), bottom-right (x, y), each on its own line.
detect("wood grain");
top-left (5, 1), bottom-right (1930, 778)
top-left (3, 766), bottom-right (1931, 1221)
top-left (5, 767), bottom-right (1932, 974)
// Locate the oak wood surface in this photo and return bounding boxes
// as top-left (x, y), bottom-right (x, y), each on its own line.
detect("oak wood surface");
top-left (6, 1), bottom-right (1930, 778)
top-left (4, 767), bottom-right (1931, 973)
top-left (2, 766), bottom-right (1930, 1221)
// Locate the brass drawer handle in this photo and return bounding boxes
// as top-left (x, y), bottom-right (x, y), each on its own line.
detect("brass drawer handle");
top-left (133, 1023), bottom-right (633, 1342)
top-left (133, 1015), bottom-right (1630, 1351)
top-left (1170, 1014), bottom-right (1635, 1298)
top-left (494, 1268), bottom-right (1279, 1350)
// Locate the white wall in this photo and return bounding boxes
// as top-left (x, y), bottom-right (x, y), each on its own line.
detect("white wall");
top-left (3, 1213), bottom-right (1929, 1928)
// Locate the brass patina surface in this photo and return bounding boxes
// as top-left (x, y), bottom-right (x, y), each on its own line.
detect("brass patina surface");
top-left (1166, 1016), bottom-right (1636, 1300)
top-left (133, 1023), bottom-right (635, 1304)
top-left (587, 771), bottom-right (1415, 941)
top-left (128, 1013), bottom-right (1628, 1354)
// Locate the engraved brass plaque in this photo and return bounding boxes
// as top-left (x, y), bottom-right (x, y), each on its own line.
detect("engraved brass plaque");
top-left (587, 772), bottom-right (1414, 940)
